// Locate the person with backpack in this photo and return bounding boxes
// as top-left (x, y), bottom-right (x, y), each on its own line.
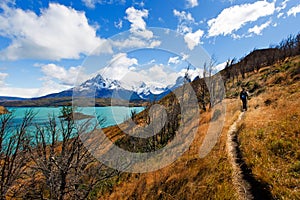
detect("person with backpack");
top-left (240, 87), bottom-right (249, 111)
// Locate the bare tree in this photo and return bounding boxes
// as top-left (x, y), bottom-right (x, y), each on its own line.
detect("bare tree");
top-left (203, 57), bottom-right (218, 109)
top-left (27, 107), bottom-right (118, 200)
top-left (0, 111), bottom-right (35, 200)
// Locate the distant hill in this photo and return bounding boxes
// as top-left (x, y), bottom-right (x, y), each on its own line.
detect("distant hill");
top-left (0, 96), bottom-right (28, 102)
top-left (0, 97), bottom-right (145, 107)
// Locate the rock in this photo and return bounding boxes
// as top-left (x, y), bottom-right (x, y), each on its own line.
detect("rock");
top-left (0, 106), bottom-right (9, 115)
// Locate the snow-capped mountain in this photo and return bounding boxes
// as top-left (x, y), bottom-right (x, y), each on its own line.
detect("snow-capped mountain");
top-left (37, 73), bottom-right (190, 101)
top-left (77, 74), bottom-right (122, 91)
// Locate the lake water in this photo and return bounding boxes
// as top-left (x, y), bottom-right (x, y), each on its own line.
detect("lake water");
top-left (6, 106), bottom-right (145, 128)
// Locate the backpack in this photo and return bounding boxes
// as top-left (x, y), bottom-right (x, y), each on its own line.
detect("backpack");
top-left (241, 91), bottom-right (247, 100)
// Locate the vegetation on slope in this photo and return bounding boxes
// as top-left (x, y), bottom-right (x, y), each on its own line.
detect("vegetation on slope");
top-left (98, 33), bottom-right (300, 199)
top-left (234, 56), bottom-right (300, 199)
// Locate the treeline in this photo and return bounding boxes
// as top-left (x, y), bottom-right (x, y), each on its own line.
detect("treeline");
top-left (222, 32), bottom-right (300, 84)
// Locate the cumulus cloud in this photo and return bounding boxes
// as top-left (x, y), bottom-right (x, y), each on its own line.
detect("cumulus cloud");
top-left (110, 7), bottom-right (160, 50)
top-left (173, 9), bottom-right (203, 50)
top-left (168, 56), bottom-right (180, 65)
top-left (0, 3), bottom-right (107, 60)
top-left (173, 10), bottom-right (195, 22)
top-left (184, 29), bottom-right (204, 50)
top-left (287, 4), bottom-right (300, 16)
top-left (173, 9), bottom-right (195, 34)
top-left (100, 53), bottom-right (138, 81)
top-left (248, 20), bottom-right (271, 35)
top-left (186, 0), bottom-right (199, 8)
top-left (125, 7), bottom-right (153, 39)
top-left (40, 64), bottom-right (88, 86)
top-left (207, 1), bottom-right (275, 37)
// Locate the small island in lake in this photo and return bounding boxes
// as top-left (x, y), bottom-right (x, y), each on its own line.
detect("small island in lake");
top-left (58, 112), bottom-right (95, 121)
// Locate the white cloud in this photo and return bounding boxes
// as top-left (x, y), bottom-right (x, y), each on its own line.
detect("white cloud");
top-left (184, 29), bottom-right (204, 50)
top-left (114, 19), bottom-right (123, 29)
top-left (0, 3), bottom-right (106, 60)
top-left (0, 64), bottom-right (91, 98)
top-left (173, 10), bottom-right (203, 49)
top-left (277, 12), bottom-right (284, 18)
top-left (99, 53), bottom-right (196, 91)
top-left (82, 0), bottom-right (97, 8)
top-left (168, 56), bottom-right (180, 65)
top-left (125, 7), bottom-right (153, 39)
top-left (37, 79), bottom-right (73, 97)
top-left (0, 87), bottom-right (40, 98)
top-left (276, 0), bottom-right (289, 12)
top-left (0, 72), bottom-right (8, 86)
top-left (112, 37), bottom-right (147, 49)
top-left (173, 10), bottom-right (195, 23)
top-left (287, 4), bottom-right (300, 16)
top-left (100, 53), bottom-right (138, 81)
top-left (173, 9), bottom-right (195, 34)
top-left (0, 80), bottom-right (73, 98)
top-left (40, 64), bottom-right (88, 86)
top-left (186, 0), bottom-right (198, 8)
top-left (207, 1), bottom-right (275, 37)
top-left (111, 36), bottom-right (161, 49)
top-left (173, 9), bottom-right (195, 24)
top-left (150, 40), bottom-right (162, 48)
top-left (181, 53), bottom-right (189, 61)
top-left (248, 20), bottom-right (271, 35)
top-left (82, 0), bottom-right (126, 8)
top-left (144, 65), bottom-right (177, 85)
top-left (110, 8), bottom-right (161, 50)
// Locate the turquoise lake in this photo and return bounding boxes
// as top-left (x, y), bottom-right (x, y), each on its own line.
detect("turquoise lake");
top-left (6, 106), bottom-right (144, 128)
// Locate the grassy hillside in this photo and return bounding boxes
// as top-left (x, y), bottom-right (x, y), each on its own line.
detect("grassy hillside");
top-left (95, 56), bottom-right (299, 199)
top-left (98, 101), bottom-right (240, 199)
top-left (234, 56), bottom-right (300, 199)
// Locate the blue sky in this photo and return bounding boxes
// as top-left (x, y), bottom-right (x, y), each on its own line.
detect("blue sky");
top-left (0, 0), bottom-right (299, 97)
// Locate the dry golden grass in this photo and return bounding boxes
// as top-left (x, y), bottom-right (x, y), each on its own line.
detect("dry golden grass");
top-left (98, 101), bottom-right (241, 200)
top-left (235, 56), bottom-right (300, 199)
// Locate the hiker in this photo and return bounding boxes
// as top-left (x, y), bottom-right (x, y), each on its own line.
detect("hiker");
top-left (240, 87), bottom-right (249, 111)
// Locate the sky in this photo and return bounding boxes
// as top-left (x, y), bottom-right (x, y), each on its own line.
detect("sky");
top-left (0, 0), bottom-right (299, 98)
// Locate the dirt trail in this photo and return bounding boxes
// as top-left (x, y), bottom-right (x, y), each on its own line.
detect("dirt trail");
top-left (227, 112), bottom-right (273, 200)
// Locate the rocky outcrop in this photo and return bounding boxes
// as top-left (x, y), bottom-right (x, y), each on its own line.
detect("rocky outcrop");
top-left (0, 106), bottom-right (9, 115)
